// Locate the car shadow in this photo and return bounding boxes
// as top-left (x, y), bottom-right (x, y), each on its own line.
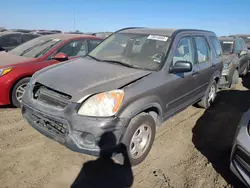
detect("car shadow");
top-left (71, 132), bottom-right (134, 188)
top-left (192, 77), bottom-right (250, 187)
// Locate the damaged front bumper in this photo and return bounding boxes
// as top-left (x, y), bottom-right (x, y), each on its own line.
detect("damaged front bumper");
top-left (218, 68), bottom-right (234, 89)
top-left (21, 84), bottom-right (130, 156)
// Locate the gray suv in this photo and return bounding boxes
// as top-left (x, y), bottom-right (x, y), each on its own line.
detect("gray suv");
top-left (21, 27), bottom-right (223, 165)
top-left (218, 36), bottom-right (249, 89)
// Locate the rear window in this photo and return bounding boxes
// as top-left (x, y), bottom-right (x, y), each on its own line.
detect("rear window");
top-left (220, 40), bottom-right (234, 54)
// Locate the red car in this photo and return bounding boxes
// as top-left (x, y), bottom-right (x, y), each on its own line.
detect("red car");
top-left (0, 34), bottom-right (103, 107)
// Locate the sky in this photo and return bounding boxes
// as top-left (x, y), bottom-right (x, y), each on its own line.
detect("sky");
top-left (0, 0), bottom-right (250, 36)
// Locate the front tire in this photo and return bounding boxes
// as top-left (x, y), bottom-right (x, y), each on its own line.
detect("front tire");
top-left (120, 113), bottom-right (156, 166)
top-left (11, 77), bottom-right (30, 108)
top-left (197, 81), bottom-right (217, 109)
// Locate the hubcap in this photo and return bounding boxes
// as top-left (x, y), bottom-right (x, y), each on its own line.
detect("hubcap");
top-left (15, 83), bottom-right (27, 102)
top-left (129, 124), bottom-right (152, 159)
top-left (208, 84), bottom-right (216, 104)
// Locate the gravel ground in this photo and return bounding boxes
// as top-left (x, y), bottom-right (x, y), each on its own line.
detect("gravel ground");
top-left (1, 76), bottom-right (250, 188)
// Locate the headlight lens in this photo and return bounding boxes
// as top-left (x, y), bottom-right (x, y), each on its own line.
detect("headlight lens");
top-left (0, 68), bottom-right (12, 77)
top-left (223, 62), bottom-right (232, 69)
top-left (78, 90), bottom-right (124, 117)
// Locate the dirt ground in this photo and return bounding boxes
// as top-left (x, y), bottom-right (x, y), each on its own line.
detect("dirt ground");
top-left (1, 76), bottom-right (250, 188)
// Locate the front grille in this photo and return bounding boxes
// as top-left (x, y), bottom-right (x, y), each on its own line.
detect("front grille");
top-left (33, 83), bottom-right (71, 109)
top-left (26, 109), bottom-right (69, 136)
top-left (233, 147), bottom-right (250, 177)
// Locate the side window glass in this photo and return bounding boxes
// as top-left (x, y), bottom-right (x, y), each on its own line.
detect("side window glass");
top-left (209, 36), bottom-right (222, 58)
top-left (194, 36), bottom-right (211, 63)
top-left (235, 39), bottom-right (242, 53)
top-left (88, 40), bottom-right (102, 52)
top-left (173, 37), bottom-right (194, 65)
top-left (240, 39), bottom-right (246, 49)
top-left (57, 40), bottom-right (87, 57)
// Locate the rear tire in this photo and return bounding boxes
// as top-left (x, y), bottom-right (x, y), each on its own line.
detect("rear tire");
top-left (11, 77), bottom-right (30, 108)
top-left (230, 70), bottom-right (239, 90)
top-left (197, 81), bottom-right (217, 109)
top-left (119, 113), bottom-right (156, 166)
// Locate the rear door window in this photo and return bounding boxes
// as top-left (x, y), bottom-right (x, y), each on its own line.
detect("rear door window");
top-left (88, 40), bottom-right (102, 52)
top-left (194, 36), bottom-right (211, 63)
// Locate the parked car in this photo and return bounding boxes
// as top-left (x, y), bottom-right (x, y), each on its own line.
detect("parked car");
top-left (230, 34), bottom-right (250, 67)
top-left (230, 108), bottom-right (250, 187)
top-left (230, 34), bottom-right (250, 50)
top-left (0, 34), bottom-right (103, 107)
top-left (0, 32), bottom-right (40, 51)
top-left (218, 36), bottom-right (249, 89)
top-left (0, 27), bottom-right (8, 32)
top-left (21, 27), bottom-right (223, 166)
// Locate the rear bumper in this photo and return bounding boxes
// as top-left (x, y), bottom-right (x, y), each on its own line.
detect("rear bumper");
top-left (21, 84), bottom-right (131, 156)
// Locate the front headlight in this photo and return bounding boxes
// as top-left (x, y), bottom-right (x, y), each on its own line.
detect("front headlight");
top-left (78, 90), bottom-right (124, 117)
top-left (0, 68), bottom-right (12, 77)
top-left (223, 62), bottom-right (232, 69)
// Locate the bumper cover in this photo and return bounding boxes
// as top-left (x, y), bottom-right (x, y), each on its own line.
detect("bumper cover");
top-left (0, 76), bottom-right (11, 105)
top-left (21, 84), bottom-right (130, 156)
top-left (230, 109), bottom-right (250, 187)
top-left (218, 68), bottom-right (234, 88)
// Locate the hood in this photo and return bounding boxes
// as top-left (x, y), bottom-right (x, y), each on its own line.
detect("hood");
top-left (32, 57), bottom-right (152, 102)
top-left (0, 51), bottom-right (35, 68)
top-left (222, 54), bottom-right (236, 64)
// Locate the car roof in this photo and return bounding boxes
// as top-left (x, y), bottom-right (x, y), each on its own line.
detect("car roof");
top-left (35, 33), bottom-right (103, 41)
top-left (230, 34), bottom-right (250, 37)
top-left (0, 31), bottom-right (22, 36)
top-left (218, 36), bottom-right (236, 41)
top-left (0, 31), bottom-right (40, 36)
top-left (119, 28), bottom-right (215, 37)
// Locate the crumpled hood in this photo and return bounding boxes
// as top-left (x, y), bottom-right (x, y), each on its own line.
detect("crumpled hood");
top-left (0, 51), bottom-right (35, 68)
top-left (222, 54), bottom-right (236, 64)
top-left (32, 57), bottom-right (152, 102)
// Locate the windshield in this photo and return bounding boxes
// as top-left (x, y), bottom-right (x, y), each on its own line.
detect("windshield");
top-left (220, 41), bottom-right (234, 54)
top-left (88, 33), bottom-right (170, 71)
top-left (9, 37), bottom-right (62, 58)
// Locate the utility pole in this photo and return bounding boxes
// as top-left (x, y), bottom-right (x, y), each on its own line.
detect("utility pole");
top-left (73, 8), bottom-right (76, 31)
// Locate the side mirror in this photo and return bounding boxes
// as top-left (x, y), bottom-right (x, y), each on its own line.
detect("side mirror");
top-left (240, 50), bottom-right (248, 56)
top-left (52, 52), bottom-right (69, 61)
top-left (170, 61), bottom-right (193, 73)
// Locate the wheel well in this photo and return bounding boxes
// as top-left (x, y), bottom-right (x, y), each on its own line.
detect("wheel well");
top-left (9, 76), bottom-right (31, 103)
top-left (142, 107), bottom-right (161, 126)
top-left (214, 76), bottom-right (219, 83)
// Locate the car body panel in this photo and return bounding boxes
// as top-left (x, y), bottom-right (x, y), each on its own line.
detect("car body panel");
top-left (21, 28), bottom-right (223, 157)
top-left (218, 37), bottom-right (249, 88)
top-left (230, 109), bottom-right (250, 187)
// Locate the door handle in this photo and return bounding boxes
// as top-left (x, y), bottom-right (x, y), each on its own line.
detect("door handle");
top-left (192, 71), bottom-right (198, 76)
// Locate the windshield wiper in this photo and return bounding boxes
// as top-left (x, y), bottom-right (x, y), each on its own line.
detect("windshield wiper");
top-left (86, 54), bottom-right (102, 61)
top-left (101, 59), bottom-right (139, 69)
